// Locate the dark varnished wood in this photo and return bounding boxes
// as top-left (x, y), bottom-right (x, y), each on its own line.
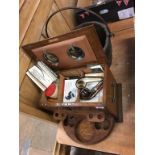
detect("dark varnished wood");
top-left (22, 26), bottom-right (120, 114)
top-left (22, 22), bottom-right (122, 145)
top-left (104, 65), bottom-right (117, 118)
top-left (23, 25), bottom-right (108, 67)
top-left (63, 113), bottom-right (115, 145)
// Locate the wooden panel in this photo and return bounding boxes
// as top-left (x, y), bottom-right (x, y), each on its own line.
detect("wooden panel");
top-left (23, 25), bottom-right (108, 69)
top-left (104, 65), bottom-right (117, 117)
top-left (77, 0), bottom-right (93, 7)
top-left (19, 0), bottom-right (40, 45)
top-left (108, 18), bottom-right (134, 33)
top-left (20, 75), bottom-right (41, 107)
top-left (44, 2), bottom-right (70, 38)
top-left (26, 35), bottom-right (99, 70)
top-left (111, 28), bottom-right (135, 42)
top-left (19, 0), bottom-right (54, 86)
top-left (111, 28), bottom-right (135, 83)
top-left (55, 0), bottom-right (78, 29)
top-left (28, 148), bottom-right (53, 155)
top-left (19, 49), bottom-right (31, 86)
top-left (20, 102), bottom-right (52, 121)
top-left (19, 0), bottom-right (25, 10)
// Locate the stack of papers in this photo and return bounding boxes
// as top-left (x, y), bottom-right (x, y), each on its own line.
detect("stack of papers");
top-left (26, 61), bottom-right (57, 91)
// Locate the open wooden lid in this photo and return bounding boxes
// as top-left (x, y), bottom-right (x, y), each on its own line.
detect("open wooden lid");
top-left (23, 25), bottom-right (108, 70)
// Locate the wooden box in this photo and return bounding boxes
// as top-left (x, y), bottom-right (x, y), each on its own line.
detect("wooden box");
top-left (22, 25), bottom-right (122, 144)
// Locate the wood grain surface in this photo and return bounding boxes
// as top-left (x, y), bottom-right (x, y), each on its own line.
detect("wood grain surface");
top-left (55, 0), bottom-right (78, 29)
top-left (19, 0), bottom-right (54, 120)
top-left (19, 0), bottom-right (25, 11)
top-left (44, 2), bottom-right (70, 38)
top-left (19, 0), bottom-right (40, 45)
top-left (19, 0), bottom-right (54, 86)
top-left (108, 18), bottom-right (134, 33)
top-left (77, 0), bottom-right (93, 7)
top-left (19, 103), bottom-right (52, 122)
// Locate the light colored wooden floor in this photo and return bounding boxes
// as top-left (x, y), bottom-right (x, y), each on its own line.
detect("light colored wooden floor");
top-left (19, 113), bottom-right (58, 155)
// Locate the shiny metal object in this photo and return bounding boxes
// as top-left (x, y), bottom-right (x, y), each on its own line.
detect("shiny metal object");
top-left (67, 45), bottom-right (85, 60)
top-left (43, 52), bottom-right (59, 65)
top-left (76, 77), bottom-right (103, 89)
top-left (76, 78), bottom-right (104, 100)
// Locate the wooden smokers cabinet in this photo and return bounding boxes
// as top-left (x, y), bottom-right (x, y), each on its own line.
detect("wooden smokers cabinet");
top-left (23, 25), bottom-right (122, 144)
